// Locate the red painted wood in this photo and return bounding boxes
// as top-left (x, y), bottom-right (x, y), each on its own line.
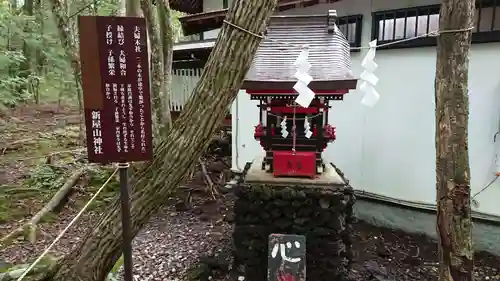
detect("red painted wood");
top-left (270, 106), bottom-right (323, 114)
top-left (245, 89), bottom-right (349, 94)
top-left (273, 151), bottom-right (316, 178)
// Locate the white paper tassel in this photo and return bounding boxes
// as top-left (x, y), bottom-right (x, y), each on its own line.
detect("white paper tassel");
top-left (359, 71), bottom-right (379, 86)
top-left (360, 82), bottom-right (380, 107)
top-left (304, 117), bottom-right (312, 139)
top-left (294, 81), bottom-right (315, 107)
top-left (294, 71), bottom-right (313, 85)
top-left (294, 46), bottom-right (315, 108)
top-left (280, 117), bottom-right (288, 138)
top-left (360, 39), bottom-right (379, 108)
top-left (294, 48), bottom-right (310, 68)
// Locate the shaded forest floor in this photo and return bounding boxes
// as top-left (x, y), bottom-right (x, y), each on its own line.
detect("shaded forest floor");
top-left (0, 104), bottom-right (499, 281)
top-left (0, 104), bottom-right (103, 262)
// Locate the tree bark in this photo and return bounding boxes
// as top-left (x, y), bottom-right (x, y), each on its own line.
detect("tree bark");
top-left (19, 0), bottom-right (34, 100)
top-left (34, 0), bottom-right (45, 104)
top-left (140, 0), bottom-right (168, 139)
top-left (43, 0), bottom-right (277, 280)
top-left (157, 0), bottom-right (174, 131)
top-left (126, 0), bottom-right (140, 16)
top-left (435, 0), bottom-right (474, 281)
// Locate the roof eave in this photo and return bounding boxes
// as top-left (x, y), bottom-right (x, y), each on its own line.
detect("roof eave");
top-left (169, 0), bottom-right (202, 14)
top-left (180, 9), bottom-right (228, 36)
top-left (179, 0), bottom-right (342, 36)
top-left (242, 79), bottom-right (358, 92)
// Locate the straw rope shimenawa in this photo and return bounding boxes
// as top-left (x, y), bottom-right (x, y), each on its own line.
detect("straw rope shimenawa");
top-left (222, 19), bottom-right (474, 51)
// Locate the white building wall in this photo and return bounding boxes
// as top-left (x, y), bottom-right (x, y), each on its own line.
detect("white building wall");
top-left (231, 0), bottom-right (500, 218)
top-left (201, 0), bottom-right (231, 39)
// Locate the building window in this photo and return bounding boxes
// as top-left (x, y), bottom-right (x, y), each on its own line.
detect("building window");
top-left (474, 0), bottom-right (500, 42)
top-left (372, 0), bottom-right (500, 49)
top-left (337, 14), bottom-right (363, 48)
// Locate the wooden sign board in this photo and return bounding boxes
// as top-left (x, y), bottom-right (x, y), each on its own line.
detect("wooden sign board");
top-left (78, 16), bottom-right (153, 164)
top-left (268, 234), bottom-right (306, 281)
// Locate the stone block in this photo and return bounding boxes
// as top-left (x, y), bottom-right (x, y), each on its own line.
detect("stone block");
top-left (232, 163), bottom-right (355, 281)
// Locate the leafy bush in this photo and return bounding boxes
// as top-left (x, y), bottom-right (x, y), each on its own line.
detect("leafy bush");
top-left (0, 0), bottom-right (185, 110)
top-left (24, 163), bottom-right (67, 190)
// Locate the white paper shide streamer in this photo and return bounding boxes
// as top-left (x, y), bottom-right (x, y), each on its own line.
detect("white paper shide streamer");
top-left (304, 117), bottom-right (312, 139)
top-left (293, 46), bottom-right (314, 108)
top-left (360, 40), bottom-right (380, 107)
top-left (280, 117), bottom-right (288, 138)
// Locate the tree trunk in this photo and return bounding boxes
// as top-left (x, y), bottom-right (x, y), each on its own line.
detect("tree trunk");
top-left (126, 0), bottom-right (140, 16)
top-left (19, 0), bottom-right (34, 100)
top-left (7, 0), bottom-right (23, 101)
top-left (435, 0), bottom-right (474, 280)
top-left (140, 0), bottom-right (168, 139)
top-left (34, 0), bottom-right (44, 105)
top-left (47, 0), bottom-right (85, 143)
top-left (157, 0), bottom-right (173, 131)
top-left (43, 0), bottom-right (277, 280)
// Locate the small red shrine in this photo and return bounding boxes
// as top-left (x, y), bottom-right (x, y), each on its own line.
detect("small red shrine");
top-left (241, 11), bottom-right (358, 179)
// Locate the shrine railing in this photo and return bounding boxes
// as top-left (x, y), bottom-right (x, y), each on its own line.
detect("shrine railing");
top-left (171, 68), bottom-right (203, 111)
top-left (171, 68), bottom-right (233, 124)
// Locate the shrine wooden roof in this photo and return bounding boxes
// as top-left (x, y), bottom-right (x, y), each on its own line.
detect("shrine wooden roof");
top-left (242, 13), bottom-right (357, 91)
top-left (179, 0), bottom-right (343, 36)
top-left (169, 0), bottom-right (202, 14)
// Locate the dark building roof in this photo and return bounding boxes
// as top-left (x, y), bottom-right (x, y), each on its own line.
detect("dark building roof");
top-left (179, 0), bottom-right (343, 36)
top-left (169, 0), bottom-right (202, 14)
top-left (242, 12), bottom-right (357, 91)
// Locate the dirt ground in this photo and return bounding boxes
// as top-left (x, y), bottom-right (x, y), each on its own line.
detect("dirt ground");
top-left (0, 104), bottom-right (82, 185)
top-left (122, 194), bottom-right (500, 281)
top-left (0, 104), bottom-right (499, 281)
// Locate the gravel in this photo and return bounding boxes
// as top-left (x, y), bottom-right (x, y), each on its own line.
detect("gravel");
top-left (115, 197), bottom-right (234, 281)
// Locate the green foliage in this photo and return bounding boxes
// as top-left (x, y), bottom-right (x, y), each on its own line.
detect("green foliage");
top-left (171, 10), bottom-right (185, 42)
top-left (24, 163), bottom-right (68, 190)
top-left (80, 166), bottom-right (120, 210)
top-left (0, 188), bottom-right (35, 222)
top-left (88, 166), bottom-right (119, 192)
top-left (104, 255), bottom-right (123, 281)
top-left (0, 0), bottom-right (186, 109)
top-left (0, 0), bottom-right (114, 108)
top-left (0, 193), bottom-right (12, 223)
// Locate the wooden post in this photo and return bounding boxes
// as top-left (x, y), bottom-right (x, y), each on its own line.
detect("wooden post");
top-left (434, 0), bottom-right (475, 280)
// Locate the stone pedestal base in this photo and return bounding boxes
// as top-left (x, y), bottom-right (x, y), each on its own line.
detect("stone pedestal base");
top-left (232, 161), bottom-right (355, 281)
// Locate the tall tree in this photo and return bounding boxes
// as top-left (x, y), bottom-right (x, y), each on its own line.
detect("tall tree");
top-left (33, 0), bottom-right (45, 104)
top-left (157, 0), bottom-right (174, 131)
top-left (19, 0), bottom-right (34, 99)
top-left (140, 0), bottom-right (169, 139)
top-left (126, 0), bottom-right (140, 16)
top-left (47, 0), bottom-right (85, 143)
top-left (434, 0), bottom-right (475, 280)
top-left (42, 0), bottom-right (278, 280)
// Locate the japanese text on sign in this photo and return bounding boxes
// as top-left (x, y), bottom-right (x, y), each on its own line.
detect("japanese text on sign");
top-left (91, 111), bottom-right (103, 155)
top-left (79, 16), bottom-right (153, 164)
